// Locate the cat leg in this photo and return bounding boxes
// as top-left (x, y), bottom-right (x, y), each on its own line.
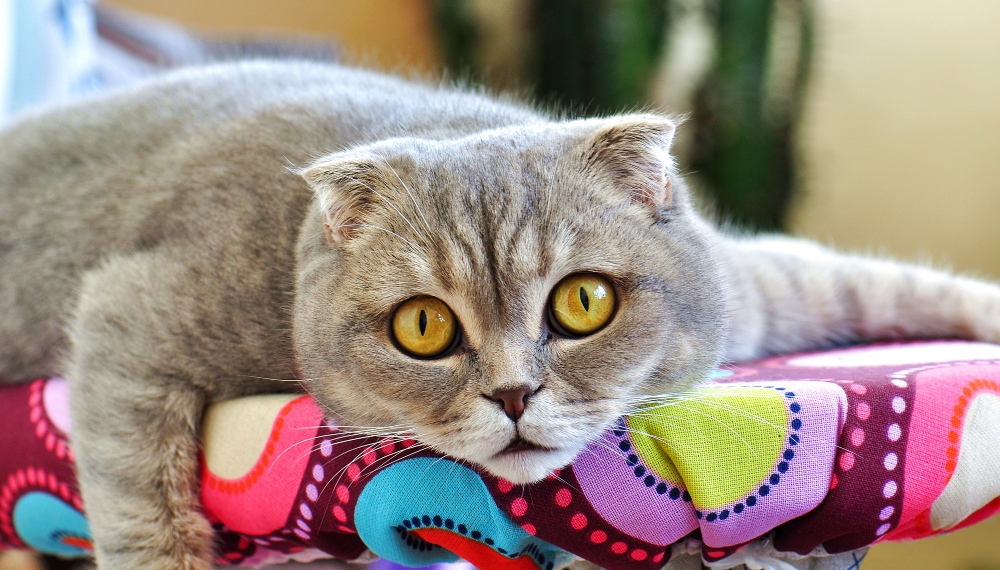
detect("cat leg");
top-left (721, 235), bottom-right (1000, 360)
top-left (66, 255), bottom-right (214, 570)
top-left (70, 378), bottom-right (211, 569)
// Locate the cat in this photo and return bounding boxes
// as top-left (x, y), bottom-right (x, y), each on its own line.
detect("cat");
top-left (2, 61), bottom-right (1000, 569)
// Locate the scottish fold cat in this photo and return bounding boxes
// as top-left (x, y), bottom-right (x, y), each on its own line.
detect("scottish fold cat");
top-left (2, 62), bottom-right (998, 568)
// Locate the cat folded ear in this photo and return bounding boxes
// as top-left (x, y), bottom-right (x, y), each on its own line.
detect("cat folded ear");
top-left (299, 152), bottom-right (392, 245)
top-left (581, 115), bottom-right (677, 208)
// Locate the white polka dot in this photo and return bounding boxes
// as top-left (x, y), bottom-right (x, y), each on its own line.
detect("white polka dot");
top-left (297, 519), bottom-right (311, 532)
top-left (876, 523), bottom-right (892, 536)
top-left (887, 424), bottom-right (902, 441)
top-left (884, 452), bottom-right (898, 471)
top-left (892, 396), bottom-right (906, 414)
top-left (312, 464), bottom-right (325, 482)
top-left (320, 440), bottom-right (333, 457)
top-left (306, 483), bottom-right (318, 502)
top-left (293, 528), bottom-right (310, 540)
top-left (300, 503), bottom-right (313, 520)
top-left (254, 538), bottom-right (270, 545)
top-left (883, 480), bottom-right (898, 498)
top-left (891, 379), bottom-right (908, 388)
top-left (879, 506), bottom-right (895, 521)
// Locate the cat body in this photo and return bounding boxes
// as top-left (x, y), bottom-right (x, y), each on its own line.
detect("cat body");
top-left (2, 61), bottom-right (999, 569)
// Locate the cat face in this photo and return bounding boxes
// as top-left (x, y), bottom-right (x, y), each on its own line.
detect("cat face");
top-left (293, 116), bottom-right (727, 483)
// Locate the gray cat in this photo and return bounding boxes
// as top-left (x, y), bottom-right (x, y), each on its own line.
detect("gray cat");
top-left (2, 61), bottom-right (998, 569)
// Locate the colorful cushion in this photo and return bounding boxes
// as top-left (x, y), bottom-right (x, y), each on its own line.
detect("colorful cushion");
top-left (2, 341), bottom-right (999, 569)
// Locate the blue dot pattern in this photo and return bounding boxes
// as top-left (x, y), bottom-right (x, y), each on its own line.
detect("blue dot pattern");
top-left (612, 423), bottom-right (691, 503)
top-left (355, 458), bottom-right (570, 568)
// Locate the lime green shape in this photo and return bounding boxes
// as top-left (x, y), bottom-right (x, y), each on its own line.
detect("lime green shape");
top-left (626, 387), bottom-right (787, 509)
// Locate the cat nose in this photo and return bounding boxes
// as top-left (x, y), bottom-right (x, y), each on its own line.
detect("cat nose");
top-left (488, 386), bottom-right (536, 422)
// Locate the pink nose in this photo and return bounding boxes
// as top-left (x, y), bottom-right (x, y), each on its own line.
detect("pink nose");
top-left (489, 386), bottom-right (536, 421)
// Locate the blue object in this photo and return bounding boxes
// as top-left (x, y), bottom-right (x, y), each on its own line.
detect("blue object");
top-left (355, 457), bottom-right (569, 569)
top-left (12, 491), bottom-right (92, 557)
top-left (2, 0), bottom-right (99, 121)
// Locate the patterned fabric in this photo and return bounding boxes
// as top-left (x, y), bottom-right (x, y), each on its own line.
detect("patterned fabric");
top-left (2, 341), bottom-right (1000, 569)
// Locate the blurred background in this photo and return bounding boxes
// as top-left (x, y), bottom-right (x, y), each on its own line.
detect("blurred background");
top-left (1, 0), bottom-right (999, 569)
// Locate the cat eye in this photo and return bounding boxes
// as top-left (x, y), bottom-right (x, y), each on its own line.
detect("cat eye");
top-left (391, 296), bottom-right (458, 358)
top-left (549, 274), bottom-right (616, 336)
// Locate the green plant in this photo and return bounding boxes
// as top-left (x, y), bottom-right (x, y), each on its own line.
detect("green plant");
top-left (434, 0), bottom-right (813, 231)
top-left (689, 0), bottom-right (813, 230)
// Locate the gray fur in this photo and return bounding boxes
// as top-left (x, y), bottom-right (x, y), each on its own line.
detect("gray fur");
top-left (1, 61), bottom-right (998, 568)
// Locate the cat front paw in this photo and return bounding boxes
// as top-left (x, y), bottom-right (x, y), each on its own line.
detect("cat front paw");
top-left (88, 502), bottom-right (215, 570)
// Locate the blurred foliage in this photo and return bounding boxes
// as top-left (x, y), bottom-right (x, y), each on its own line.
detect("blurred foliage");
top-left (436, 0), bottom-right (480, 74)
top-left (530, 0), bottom-right (669, 113)
top-left (434, 0), bottom-right (813, 232)
top-left (691, 0), bottom-right (814, 230)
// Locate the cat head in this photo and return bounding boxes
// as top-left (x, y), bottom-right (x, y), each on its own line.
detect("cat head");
top-left (293, 115), bottom-right (727, 483)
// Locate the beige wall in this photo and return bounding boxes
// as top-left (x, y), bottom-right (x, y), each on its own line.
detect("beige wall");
top-left (866, 515), bottom-right (1000, 570)
top-left (791, 0), bottom-right (1000, 280)
top-left (104, 0), bottom-right (443, 73)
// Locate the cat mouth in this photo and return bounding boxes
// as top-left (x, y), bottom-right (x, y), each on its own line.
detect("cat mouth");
top-left (481, 436), bottom-right (579, 483)
top-left (498, 437), bottom-right (556, 456)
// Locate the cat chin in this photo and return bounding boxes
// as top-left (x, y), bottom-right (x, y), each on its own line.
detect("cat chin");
top-left (475, 446), bottom-right (581, 485)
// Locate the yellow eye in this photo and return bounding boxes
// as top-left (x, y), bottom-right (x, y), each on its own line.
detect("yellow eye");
top-left (550, 274), bottom-right (616, 336)
top-left (392, 297), bottom-right (458, 357)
